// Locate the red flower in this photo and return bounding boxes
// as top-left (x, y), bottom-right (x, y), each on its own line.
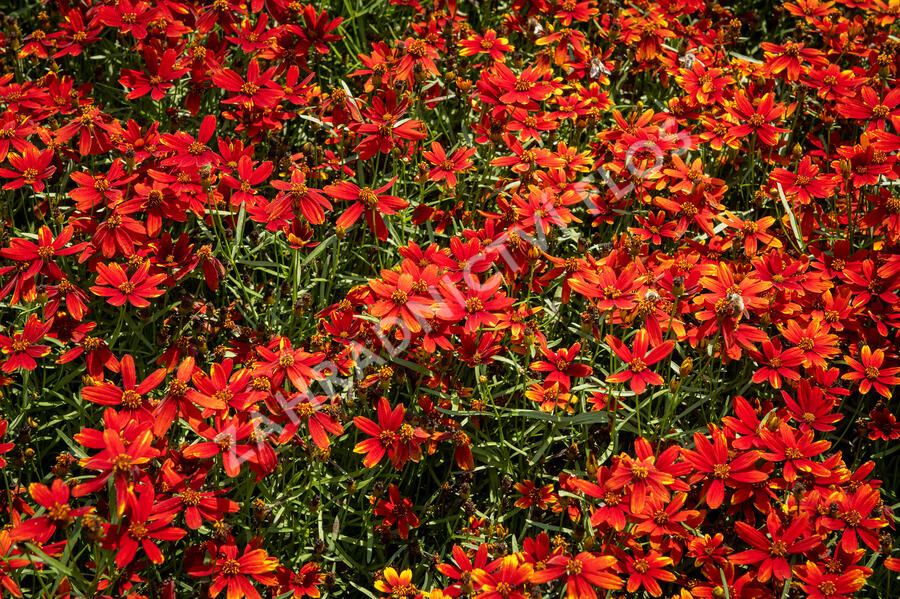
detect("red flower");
top-left (530, 551), bottom-right (623, 596)
top-left (189, 542), bottom-right (279, 599)
top-left (749, 338), bottom-right (805, 389)
top-left (0, 225), bottom-right (81, 281)
top-left (422, 142), bottom-right (476, 187)
top-left (160, 114), bottom-right (219, 170)
top-left (275, 392), bottom-right (345, 450)
top-left (618, 546), bottom-right (676, 597)
top-left (11, 479), bottom-right (91, 542)
top-left (165, 471), bottom-right (239, 530)
top-left (90, 261), bottom-right (167, 308)
top-left (0, 314), bottom-right (51, 372)
top-left (472, 555), bottom-right (533, 599)
top-left (759, 422), bottom-right (831, 482)
top-left (353, 397), bottom-right (428, 469)
top-left (782, 379), bottom-right (842, 432)
top-left (837, 85), bottom-right (900, 130)
top-left (372, 484), bottom-right (419, 539)
top-left (73, 411), bottom-right (159, 511)
top-left (368, 269), bottom-right (435, 333)
top-left (119, 47), bottom-right (188, 101)
top-left (731, 511), bottom-right (820, 582)
top-left (797, 561), bottom-right (865, 599)
top-left (606, 330), bottom-right (675, 394)
top-left (770, 156), bottom-right (836, 205)
top-left (821, 484), bottom-right (887, 553)
top-left (268, 168), bottom-right (332, 226)
top-left (324, 177), bottom-right (408, 240)
top-left (530, 342), bottom-right (593, 391)
top-left (514, 480), bottom-right (557, 510)
top-left (459, 29), bottom-right (512, 62)
top-left (492, 63), bottom-right (555, 105)
top-left (222, 156), bottom-right (273, 208)
top-left (842, 345), bottom-right (900, 398)
top-left (680, 426), bottom-right (767, 509)
top-left (212, 59), bottom-right (283, 110)
top-left (0, 143), bottom-right (56, 192)
top-left (102, 486), bottom-right (186, 568)
top-left (726, 91), bottom-right (789, 146)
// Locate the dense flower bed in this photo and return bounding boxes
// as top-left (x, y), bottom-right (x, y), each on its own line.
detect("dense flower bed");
top-left (0, 0), bottom-right (898, 598)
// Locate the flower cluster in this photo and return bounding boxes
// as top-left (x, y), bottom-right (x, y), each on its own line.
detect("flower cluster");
top-left (0, 0), bottom-right (898, 598)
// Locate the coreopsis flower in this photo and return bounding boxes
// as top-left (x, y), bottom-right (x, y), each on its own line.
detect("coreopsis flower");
top-left (213, 59), bottom-right (283, 110)
top-left (821, 484), bottom-right (888, 553)
top-left (372, 485), bottom-right (419, 539)
top-left (782, 380), bottom-right (843, 432)
top-left (268, 168), bottom-right (332, 226)
top-left (514, 480), bottom-right (556, 510)
top-left (606, 437), bottom-right (687, 513)
top-left (102, 487), bottom-right (186, 568)
top-left (530, 342), bottom-right (592, 390)
top-left (73, 411), bottom-right (159, 510)
top-left (81, 354), bottom-right (163, 418)
top-left (759, 422), bottom-right (831, 481)
top-left (253, 337), bottom-right (325, 392)
top-left (731, 512), bottom-right (820, 582)
top-left (51, 9), bottom-right (102, 58)
top-left (0, 143), bottom-right (56, 192)
top-left (726, 91), bottom-right (789, 146)
top-left (762, 41), bottom-right (824, 81)
top-left (353, 397), bottom-right (428, 469)
top-left (749, 338), bottom-right (805, 389)
top-left (396, 37), bottom-right (440, 84)
top-left (605, 330), bottom-right (675, 394)
top-left (806, 63), bottom-right (859, 100)
top-left (837, 85), bottom-right (900, 130)
top-left (165, 471), bottom-right (238, 530)
top-left (770, 156), bottom-right (836, 204)
top-left (96, 0), bottom-right (151, 39)
top-left (368, 269), bottom-right (435, 333)
top-left (190, 542), bottom-right (279, 599)
top-left (90, 261), bottom-right (167, 308)
top-left (677, 62), bottom-right (734, 105)
top-left (183, 414), bottom-right (259, 478)
top-left (291, 4), bottom-right (343, 56)
top-left (324, 177), bottom-right (408, 241)
top-left (438, 273), bottom-right (514, 333)
top-left (119, 47), bottom-right (188, 100)
top-left (160, 114), bottom-right (219, 170)
top-left (618, 546), bottom-right (676, 597)
top-left (718, 211), bottom-right (781, 255)
top-left (374, 567), bottom-right (418, 598)
top-left (422, 142), bottom-right (476, 187)
top-left (459, 29), bottom-right (512, 62)
top-left (780, 319), bottom-right (839, 369)
top-left (222, 156), bottom-right (273, 207)
top-left (275, 393), bottom-right (344, 450)
top-left (472, 555), bottom-right (533, 599)
top-left (0, 314), bottom-right (51, 372)
top-left (492, 63), bottom-right (555, 105)
top-left (842, 345), bottom-right (900, 398)
top-left (868, 406), bottom-right (900, 440)
top-left (525, 381), bottom-right (573, 413)
top-left (680, 426), bottom-right (767, 509)
top-left (0, 225), bottom-right (80, 281)
top-left (352, 91), bottom-right (427, 160)
top-left (437, 543), bottom-right (493, 595)
top-left (530, 551), bottom-right (623, 596)
top-left (797, 561), bottom-right (866, 599)
top-left (276, 562), bottom-right (324, 599)
top-left (0, 112), bottom-right (34, 162)
top-left (10, 479), bottom-right (91, 542)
